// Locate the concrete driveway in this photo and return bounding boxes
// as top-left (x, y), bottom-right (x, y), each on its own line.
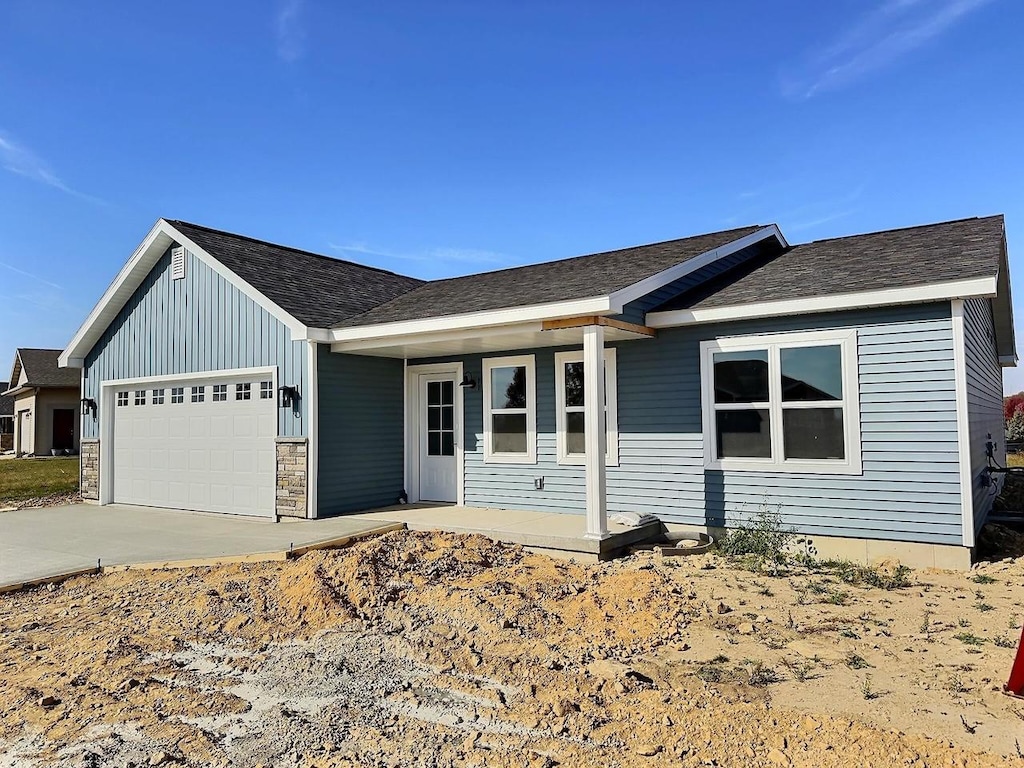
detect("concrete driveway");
top-left (0, 503), bottom-right (400, 586)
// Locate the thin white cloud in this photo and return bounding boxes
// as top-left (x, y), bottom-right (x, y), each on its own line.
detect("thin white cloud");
top-left (0, 260), bottom-right (63, 291)
top-left (781, 0), bottom-right (993, 99)
top-left (786, 209), bottom-right (857, 234)
top-left (0, 130), bottom-right (104, 204)
top-left (328, 241), bottom-right (508, 271)
top-left (276, 0), bottom-right (306, 62)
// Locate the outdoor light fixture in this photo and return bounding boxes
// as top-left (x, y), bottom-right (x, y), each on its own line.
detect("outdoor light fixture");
top-left (80, 397), bottom-right (97, 417)
top-left (459, 373), bottom-right (477, 389)
top-left (278, 385), bottom-right (300, 409)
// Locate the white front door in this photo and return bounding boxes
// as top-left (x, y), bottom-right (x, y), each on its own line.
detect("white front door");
top-left (418, 373), bottom-right (457, 502)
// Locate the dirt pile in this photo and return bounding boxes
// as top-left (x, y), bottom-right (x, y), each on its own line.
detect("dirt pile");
top-left (1, 529), bottom-right (1022, 767)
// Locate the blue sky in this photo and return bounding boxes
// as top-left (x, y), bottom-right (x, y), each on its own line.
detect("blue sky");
top-left (1, 0), bottom-right (1022, 389)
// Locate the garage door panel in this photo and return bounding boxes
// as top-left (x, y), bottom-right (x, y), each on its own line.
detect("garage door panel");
top-left (112, 374), bottom-right (277, 518)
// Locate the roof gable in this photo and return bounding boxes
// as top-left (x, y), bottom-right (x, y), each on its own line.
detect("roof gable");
top-left (166, 221), bottom-right (425, 327)
top-left (5, 349), bottom-right (79, 394)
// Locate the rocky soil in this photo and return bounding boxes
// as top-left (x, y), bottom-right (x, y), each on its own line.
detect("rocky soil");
top-left (1, 528), bottom-right (1023, 767)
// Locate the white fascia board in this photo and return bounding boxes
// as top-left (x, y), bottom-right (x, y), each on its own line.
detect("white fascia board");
top-left (60, 219), bottom-right (324, 368)
top-left (609, 225), bottom-right (786, 309)
top-left (164, 221), bottom-right (314, 339)
top-left (331, 321), bottom-right (547, 354)
top-left (1000, 354), bottom-right (1019, 367)
top-left (646, 276), bottom-right (999, 328)
top-left (329, 296), bottom-right (613, 344)
top-left (59, 219), bottom-right (172, 368)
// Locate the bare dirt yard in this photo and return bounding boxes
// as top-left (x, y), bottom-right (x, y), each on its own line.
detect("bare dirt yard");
top-left (2, 527), bottom-right (1023, 767)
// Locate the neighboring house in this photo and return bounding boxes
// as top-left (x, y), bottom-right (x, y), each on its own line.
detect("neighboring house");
top-left (0, 382), bottom-right (13, 452)
top-left (58, 216), bottom-right (1014, 568)
top-left (3, 349), bottom-right (82, 456)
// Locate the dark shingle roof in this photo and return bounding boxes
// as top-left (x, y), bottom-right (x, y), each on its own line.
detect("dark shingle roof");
top-left (656, 216), bottom-right (1005, 312)
top-left (0, 383), bottom-right (13, 417)
top-left (11, 349), bottom-right (80, 390)
top-left (168, 220), bottom-right (426, 328)
top-left (338, 226), bottom-right (762, 328)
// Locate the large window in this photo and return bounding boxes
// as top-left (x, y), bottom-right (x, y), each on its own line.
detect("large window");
top-left (554, 349), bottom-right (618, 465)
top-left (482, 355), bottom-right (536, 463)
top-left (700, 329), bottom-right (861, 474)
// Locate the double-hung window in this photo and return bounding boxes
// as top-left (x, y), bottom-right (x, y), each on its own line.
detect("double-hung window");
top-left (700, 329), bottom-right (861, 474)
top-left (554, 349), bottom-right (618, 465)
top-left (482, 355), bottom-right (536, 463)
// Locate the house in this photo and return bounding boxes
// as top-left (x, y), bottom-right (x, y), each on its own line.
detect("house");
top-left (3, 349), bottom-right (81, 457)
top-left (58, 215), bottom-right (1014, 568)
top-left (0, 383), bottom-right (13, 453)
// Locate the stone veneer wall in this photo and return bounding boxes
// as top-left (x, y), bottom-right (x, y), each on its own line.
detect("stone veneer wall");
top-left (81, 439), bottom-right (100, 501)
top-left (276, 438), bottom-right (308, 518)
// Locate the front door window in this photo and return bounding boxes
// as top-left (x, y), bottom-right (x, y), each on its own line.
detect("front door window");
top-left (426, 380), bottom-right (455, 457)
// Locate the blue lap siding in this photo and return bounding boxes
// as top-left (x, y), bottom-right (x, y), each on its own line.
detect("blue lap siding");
top-left (81, 247), bottom-right (308, 438)
top-left (316, 348), bottom-right (406, 515)
top-left (413, 302), bottom-right (966, 546)
top-left (962, 298), bottom-right (1005, 535)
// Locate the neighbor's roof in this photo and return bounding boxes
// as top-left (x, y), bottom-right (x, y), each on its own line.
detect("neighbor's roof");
top-left (337, 226), bottom-right (763, 328)
top-left (655, 216), bottom-right (1006, 312)
top-left (168, 221), bottom-right (426, 328)
top-left (0, 383), bottom-right (13, 417)
top-left (4, 349), bottom-right (80, 395)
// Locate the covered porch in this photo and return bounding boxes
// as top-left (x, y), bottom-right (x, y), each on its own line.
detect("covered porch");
top-left (345, 503), bottom-right (662, 561)
top-left (327, 313), bottom-right (658, 541)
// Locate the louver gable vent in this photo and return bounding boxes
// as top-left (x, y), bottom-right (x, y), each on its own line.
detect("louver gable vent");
top-left (170, 247), bottom-right (186, 280)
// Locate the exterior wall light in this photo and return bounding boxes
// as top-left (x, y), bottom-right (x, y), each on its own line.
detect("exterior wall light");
top-left (459, 374), bottom-right (477, 389)
top-left (81, 398), bottom-right (97, 417)
top-left (278, 385), bottom-right (300, 409)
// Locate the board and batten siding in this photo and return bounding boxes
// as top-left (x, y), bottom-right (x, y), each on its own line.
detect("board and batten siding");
top-left (81, 247), bottom-right (308, 438)
top-left (316, 348), bottom-right (405, 515)
top-left (961, 297), bottom-right (1005, 535)
top-left (414, 302), bottom-right (966, 546)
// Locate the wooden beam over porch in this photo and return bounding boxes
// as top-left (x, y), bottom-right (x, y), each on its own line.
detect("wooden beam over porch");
top-left (541, 315), bottom-right (656, 337)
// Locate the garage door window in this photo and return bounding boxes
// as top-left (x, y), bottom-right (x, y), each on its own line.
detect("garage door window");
top-left (117, 392), bottom-right (129, 407)
top-left (213, 384), bottom-right (228, 402)
top-left (171, 387), bottom-right (184, 404)
top-left (260, 381), bottom-right (273, 399)
top-left (236, 383), bottom-right (252, 400)
top-left (152, 389), bottom-right (165, 405)
top-left (191, 386), bottom-right (205, 403)
top-left (134, 390), bottom-right (146, 406)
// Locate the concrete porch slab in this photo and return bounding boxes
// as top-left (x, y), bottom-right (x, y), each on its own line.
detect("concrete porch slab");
top-left (344, 504), bottom-right (662, 560)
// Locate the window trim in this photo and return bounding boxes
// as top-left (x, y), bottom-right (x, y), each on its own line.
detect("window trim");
top-left (482, 354), bottom-right (537, 464)
top-left (554, 348), bottom-right (619, 466)
top-left (700, 329), bottom-right (862, 475)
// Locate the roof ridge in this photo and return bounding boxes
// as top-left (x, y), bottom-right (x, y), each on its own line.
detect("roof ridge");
top-left (404, 225), bottom-right (765, 288)
top-left (15, 347), bottom-right (63, 353)
top-left (166, 219), bottom-right (425, 283)
top-left (795, 214), bottom-right (1004, 247)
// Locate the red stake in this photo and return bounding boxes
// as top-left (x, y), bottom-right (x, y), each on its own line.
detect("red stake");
top-left (1006, 623), bottom-right (1024, 698)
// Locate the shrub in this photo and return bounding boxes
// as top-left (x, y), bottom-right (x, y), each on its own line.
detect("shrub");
top-left (718, 501), bottom-right (794, 563)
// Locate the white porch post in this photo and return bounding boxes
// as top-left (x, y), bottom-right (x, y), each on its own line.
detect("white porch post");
top-left (583, 323), bottom-right (609, 539)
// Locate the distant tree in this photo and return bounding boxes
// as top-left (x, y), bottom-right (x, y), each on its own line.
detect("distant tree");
top-left (1008, 409), bottom-right (1024, 443)
top-left (1005, 392), bottom-right (1024, 421)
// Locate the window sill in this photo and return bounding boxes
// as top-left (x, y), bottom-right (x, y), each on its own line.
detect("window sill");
top-left (705, 459), bottom-right (863, 476)
top-left (557, 454), bottom-right (620, 467)
top-left (483, 453), bottom-right (537, 465)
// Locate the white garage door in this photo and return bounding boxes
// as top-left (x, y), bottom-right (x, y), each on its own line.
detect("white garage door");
top-left (112, 375), bottom-right (277, 517)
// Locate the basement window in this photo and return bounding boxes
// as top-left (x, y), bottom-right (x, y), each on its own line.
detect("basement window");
top-left (700, 329), bottom-right (862, 474)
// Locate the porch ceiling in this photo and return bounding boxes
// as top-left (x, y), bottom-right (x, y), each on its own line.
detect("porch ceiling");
top-left (328, 319), bottom-right (654, 358)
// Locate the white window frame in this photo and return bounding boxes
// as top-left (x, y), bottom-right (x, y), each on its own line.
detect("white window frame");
top-left (482, 354), bottom-right (537, 464)
top-left (554, 348), bottom-right (619, 466)
top-left (700, 329), bottom-right (862, 475)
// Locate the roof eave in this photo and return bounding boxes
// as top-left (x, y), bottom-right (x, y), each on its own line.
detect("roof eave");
top-left (646, 276), bottom-right (1000, 328)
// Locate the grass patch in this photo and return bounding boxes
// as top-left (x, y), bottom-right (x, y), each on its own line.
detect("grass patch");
top-left (953, 632), bottom-right (986, 646)
top-left (0, 457), bottom-right (79, 502)
top-left (844, 652), bottom-right (872, 670)
top-left (971, 574), bottom-right (997, 584)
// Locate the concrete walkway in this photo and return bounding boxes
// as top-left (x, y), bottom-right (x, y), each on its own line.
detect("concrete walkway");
top-left (0, 503), bottom-right (396, 586)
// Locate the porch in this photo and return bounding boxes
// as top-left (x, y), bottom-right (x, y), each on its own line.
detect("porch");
top-left (344, 503), bottom-right (662, 561)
